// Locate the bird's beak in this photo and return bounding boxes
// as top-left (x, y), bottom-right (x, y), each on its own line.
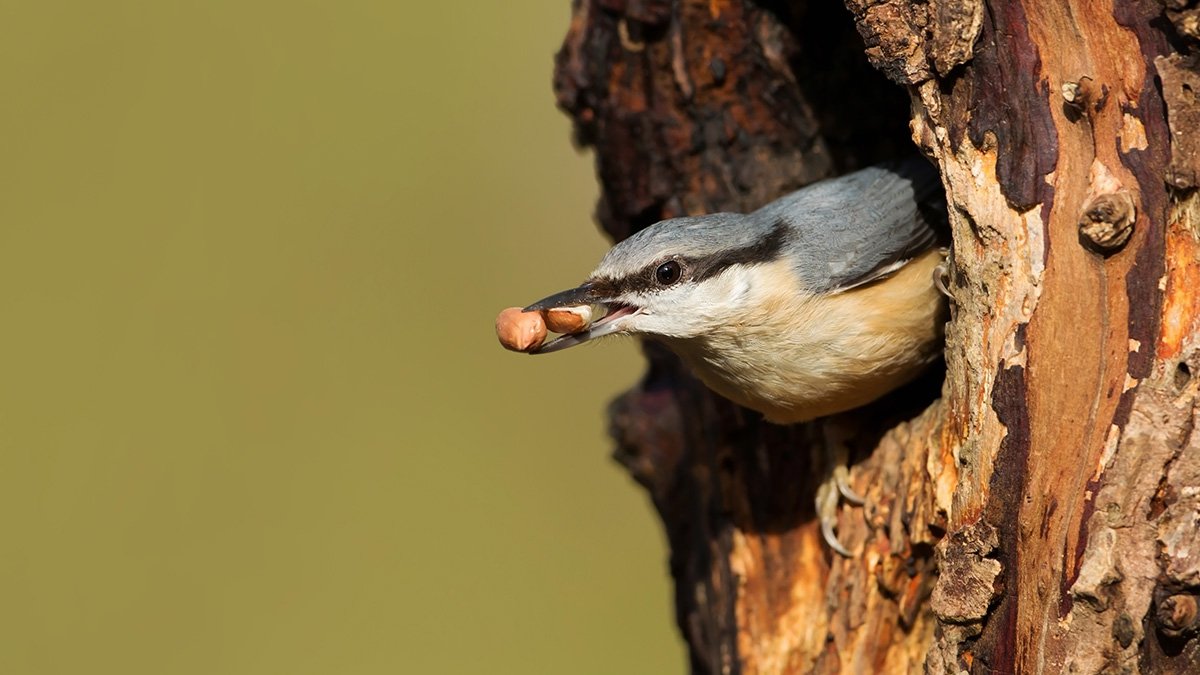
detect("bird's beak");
top-left (523, 283), bottom-right (639, 354)
top-left (523, 284), bottom-right (597, 312)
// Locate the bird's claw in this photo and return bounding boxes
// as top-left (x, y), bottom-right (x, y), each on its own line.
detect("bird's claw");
top-left (817, 475), bottom-right (854, 558)
top-left (835, 465), bottom-right (865, 505)
top-left (933, 247), bottom-right (954, 300)
top-left (816, 461), bottom-right (862, 557)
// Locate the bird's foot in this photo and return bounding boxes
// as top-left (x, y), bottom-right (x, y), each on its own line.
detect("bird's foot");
top-left (933, 247), bottom-right (954, 300)
top-left (815, 434), bottom-right (864, 558)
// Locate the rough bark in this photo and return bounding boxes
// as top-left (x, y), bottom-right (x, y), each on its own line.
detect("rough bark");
top-left (553, 0), bottom-right (1200, 672)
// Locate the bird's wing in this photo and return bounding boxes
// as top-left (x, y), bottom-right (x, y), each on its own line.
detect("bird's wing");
top-left (757, 157), bottom-right (947, 294)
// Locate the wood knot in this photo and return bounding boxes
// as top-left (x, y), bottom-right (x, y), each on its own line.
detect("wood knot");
top-left (1079, 190), bottom-right (1136, 254)
top-left (1157, 593), bottom-right (1199, 638)
top-left (1061, 76), bottom-right (1108, 121)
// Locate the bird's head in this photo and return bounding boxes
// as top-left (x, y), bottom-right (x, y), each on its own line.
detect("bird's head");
top-left (525, 213), bottom-right (790, 353)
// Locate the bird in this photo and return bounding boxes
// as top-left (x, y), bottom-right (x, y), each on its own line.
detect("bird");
top-left (524, 157), bottom-right (949, 555)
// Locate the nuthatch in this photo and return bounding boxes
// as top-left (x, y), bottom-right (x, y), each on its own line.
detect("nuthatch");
top-left (526, 158), bottom-right (948, 554)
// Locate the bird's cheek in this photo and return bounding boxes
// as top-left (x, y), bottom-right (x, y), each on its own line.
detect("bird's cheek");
top-left (652, 314), bottom-right (703, 340)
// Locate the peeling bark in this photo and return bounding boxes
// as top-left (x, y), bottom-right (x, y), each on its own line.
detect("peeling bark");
top-left (553, 0), bottom-right (1200, 672)
top-left (884, 0), bottom-right (1200, 671)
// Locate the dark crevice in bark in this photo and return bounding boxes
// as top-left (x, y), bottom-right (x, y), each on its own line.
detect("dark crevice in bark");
top-left (972, 361), bottom-right (1031, 674)
top-left (957, 1), bottom-right (1058, 211)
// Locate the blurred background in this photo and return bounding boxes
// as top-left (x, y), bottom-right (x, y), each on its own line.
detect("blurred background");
top-left (0, 2), bottom-right (683, 673)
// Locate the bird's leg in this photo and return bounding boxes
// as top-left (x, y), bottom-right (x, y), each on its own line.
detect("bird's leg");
top-left (815, 419), bottom-right (863, 557)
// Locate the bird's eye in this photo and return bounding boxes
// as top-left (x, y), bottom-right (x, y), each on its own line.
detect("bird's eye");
top-left (655, 260), bottom-right (682, 286)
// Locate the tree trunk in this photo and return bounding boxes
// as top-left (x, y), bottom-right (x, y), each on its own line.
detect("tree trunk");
top-left (553, 1), bottom-right (1200, 672)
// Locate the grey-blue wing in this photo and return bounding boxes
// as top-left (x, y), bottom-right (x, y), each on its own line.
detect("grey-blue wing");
top-left (754, 157), bottom-right (946, 294)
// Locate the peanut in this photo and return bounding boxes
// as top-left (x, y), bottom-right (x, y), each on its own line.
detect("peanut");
top-left (495, 307), bottom-right (547, 352)
top-left (543, 305), bottom-right (595, 334)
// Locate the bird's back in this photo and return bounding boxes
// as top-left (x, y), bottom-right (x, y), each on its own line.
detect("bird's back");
top-left (754, 157), bottom-right (946, 294)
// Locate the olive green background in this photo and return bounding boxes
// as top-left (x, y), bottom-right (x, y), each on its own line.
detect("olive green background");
top-left (0, 2), bottom-right (683, 673)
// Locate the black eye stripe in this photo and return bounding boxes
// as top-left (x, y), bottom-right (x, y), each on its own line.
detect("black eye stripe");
top-left (589, 220), bottom-right (788, 299)
top-left (689, 221), bottom-right (787, 282)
